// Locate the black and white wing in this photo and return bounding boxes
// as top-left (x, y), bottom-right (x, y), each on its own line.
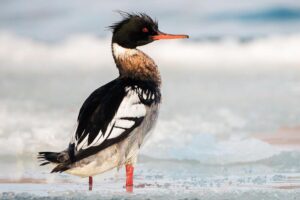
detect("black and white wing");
top-left (69, 79), bottom-right (158, 162)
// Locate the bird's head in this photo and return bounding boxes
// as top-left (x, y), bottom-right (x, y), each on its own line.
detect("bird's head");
top-left (110, 12), bottom-right (189, 49)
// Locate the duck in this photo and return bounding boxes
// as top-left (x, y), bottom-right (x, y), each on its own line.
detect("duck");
top-left (38, 12), bottom-right (188, 192)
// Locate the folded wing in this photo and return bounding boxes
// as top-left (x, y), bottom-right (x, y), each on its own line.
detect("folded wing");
top-left (70, 79), bottom-right (148, 162)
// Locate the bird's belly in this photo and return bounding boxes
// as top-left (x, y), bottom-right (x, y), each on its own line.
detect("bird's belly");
top-left (65, 144), bottom-right (121, 177)
top-left (65, 139), bottom-right (140, 178)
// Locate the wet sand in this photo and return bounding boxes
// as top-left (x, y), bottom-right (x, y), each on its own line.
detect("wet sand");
top-left (0, 178), bottom-right (47, 184)
top-left (0, 178), bottom-right (74, 184)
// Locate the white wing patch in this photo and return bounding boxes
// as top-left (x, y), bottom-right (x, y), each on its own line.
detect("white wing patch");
top-left (76, 132), bottom-right (88, 150)
top-left (115, 119), bottom-right (135, 129)
top-left (75, 87), bottom-right (147, 151)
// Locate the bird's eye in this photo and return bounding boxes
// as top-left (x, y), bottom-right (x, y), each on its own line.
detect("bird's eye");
top-left (142, 27), bottom-right (149, 33)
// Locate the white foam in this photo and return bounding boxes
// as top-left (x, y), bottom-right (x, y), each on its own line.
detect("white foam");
top-left (0, 32), bottom-right (112, 70)
top-left (0, 32), bottom-right (300, 70)
top-left (141, 114), bottom-right (280, 165)
top-left (144, 35), bottom-right (300, 69)
top-left (0, 102), bottom-right (72, 156)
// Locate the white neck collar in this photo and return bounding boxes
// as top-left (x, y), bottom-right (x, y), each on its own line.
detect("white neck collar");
top-left (112, 43), bottom-right (138, 59)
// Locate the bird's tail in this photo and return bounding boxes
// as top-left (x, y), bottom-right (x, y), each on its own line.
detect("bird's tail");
top-left (38, 151), bottom-right (71, 173)
top-left (38, 152), bottom-right (61, 166)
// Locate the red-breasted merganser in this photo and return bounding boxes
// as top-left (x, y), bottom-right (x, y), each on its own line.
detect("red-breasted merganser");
top-left (38, 12), bottom-right (188, 192)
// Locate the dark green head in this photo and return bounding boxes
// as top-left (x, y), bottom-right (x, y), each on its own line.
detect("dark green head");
top-left (110, 12), bottom-right (188, 49)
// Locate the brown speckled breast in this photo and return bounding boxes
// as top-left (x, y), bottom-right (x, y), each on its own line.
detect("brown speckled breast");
top-left (112, 43), bottom-right (161, 86)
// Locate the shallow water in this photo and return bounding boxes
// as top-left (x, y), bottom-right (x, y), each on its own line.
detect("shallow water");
top-left (1, 155), bottom-right (300, 200)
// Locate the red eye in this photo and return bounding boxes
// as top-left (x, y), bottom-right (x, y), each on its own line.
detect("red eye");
top-left (142, 27), bottom-right (149, 33)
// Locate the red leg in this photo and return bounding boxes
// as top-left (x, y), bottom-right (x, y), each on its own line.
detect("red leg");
top-left (89, 176), bottom-right (93, 191)
top-left (125, 164), bottom-right (134, 192)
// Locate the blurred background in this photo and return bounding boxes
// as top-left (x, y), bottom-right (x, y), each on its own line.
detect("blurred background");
top-left (0, 0), bottom-right (300, 199)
